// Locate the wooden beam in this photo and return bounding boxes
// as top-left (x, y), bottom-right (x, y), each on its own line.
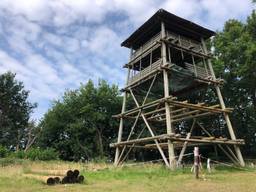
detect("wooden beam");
top-left (113, 95), bottom-right (174, 118)
top-left (110, 134), bottom-right (172, 147)
top-left (129, 88), bottom-right (170, 167)
top-left (171, 137), bottom-right (244, 145)
top-left (144, 142), bottom-right (211, 149)
top-left (201, 38), bottom-right (245, 167)
top-left (162, 21), bottom-right (176, 169)
top-left (114, 64), bottom-right (131, 166)
top-left (118, 126), bottom-right (146, 165)
top-left (160, 111), bottom-right (213, 123)
top-left (161, 38), bottom-right (212, 59)
top-left (168, 101), bottom-right (231, 113)
top-left (143, 107), bottom-right (165, 116)
top-left (177, 119), bottom-right (196, 165)
top-left (114, 98), bottom-right (230, 119)
top-left (117, 75), bottom-right (158, 165)
top-left (110, 134), bottom-right (244, 147)
top-left (196, 121), bottom-right (238, 164)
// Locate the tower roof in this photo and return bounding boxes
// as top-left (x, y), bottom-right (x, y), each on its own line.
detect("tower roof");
top-left (121, 9), bottom-right (215, 49)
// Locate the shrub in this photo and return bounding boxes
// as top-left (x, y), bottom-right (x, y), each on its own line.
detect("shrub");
top-left (26, 148), bottom-right (59, 161)
top-left (11, 148), bottom-right (59, 161)
top-left (11, 150), bottom-right (26, 159)
top-left (25, 148), bottom-right (41, 160)
top-left (39, 148), bottom-right (59, 160)
top-left (0, 145), bottom-right (9, 158)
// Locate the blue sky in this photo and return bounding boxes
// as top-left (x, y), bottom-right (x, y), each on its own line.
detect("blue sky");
top-left (0, 0), bottom-right (255, 121)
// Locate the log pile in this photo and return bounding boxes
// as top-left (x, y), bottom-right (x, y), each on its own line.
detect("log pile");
top-left (46, 169), bottom-right (85, 185)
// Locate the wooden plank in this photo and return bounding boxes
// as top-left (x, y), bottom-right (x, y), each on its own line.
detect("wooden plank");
top-left (110, 134), bottom-right (173, 147)
top-left (143, 107), bottom-right (165, 116)
top-left (126, 37), bottom-right (161, 68)
top-left (114, 99), bottom-right (230, 120)
top-left (162, 37), bottom-right (211, 59)
top-left (128, 59), bottom-right (162, 86)
top-left (196, 121), bottom-right (239, 165)
top-left (163, 111), bottom-right (212, 123)
top-left (171, 137), bottom-right (245, 145)
top-left (110, 134), bottom-right (245, 147)
top-left (144, 142), bottom-right (211, 149)
top-left (168, 100), bottom-right (232, 113)
top-left (113, 95), bottom-right (174, 118)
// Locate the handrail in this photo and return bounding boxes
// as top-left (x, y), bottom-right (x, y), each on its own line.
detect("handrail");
top-left (184, 62), bottom-right (211, 78)
top-left (128, 59), bottom-right (162, 85)
top-left (131, 33), bottom-right (161, 60)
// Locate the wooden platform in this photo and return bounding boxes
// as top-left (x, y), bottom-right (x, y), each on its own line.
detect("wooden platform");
top-left (110, 134), bottom-right (245, 148)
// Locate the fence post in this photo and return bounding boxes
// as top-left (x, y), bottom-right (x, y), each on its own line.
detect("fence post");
top-left (194, 147), bottom-right (199, 179)
top-left (207, 158), bottom-right (211, 173)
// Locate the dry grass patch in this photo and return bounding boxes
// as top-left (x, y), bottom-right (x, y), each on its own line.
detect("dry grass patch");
top-left (0, 160), bottom-right (256, 192)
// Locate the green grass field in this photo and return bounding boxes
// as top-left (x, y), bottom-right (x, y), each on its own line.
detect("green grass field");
top-left (0, 159), bottom-right (256, 192)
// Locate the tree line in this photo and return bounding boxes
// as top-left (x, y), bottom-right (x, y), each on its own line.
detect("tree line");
top-left (0, 10), bottom-right (255, 161)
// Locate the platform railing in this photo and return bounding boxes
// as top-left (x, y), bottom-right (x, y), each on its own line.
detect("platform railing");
top-left (166, 31), bottom-right (203, 53)
top-left (184, 62), bottom-right (212, 79)
top-left (128, 59), bottom-right (162, 85)
top-left (131, 33), bottom-right (161, 60)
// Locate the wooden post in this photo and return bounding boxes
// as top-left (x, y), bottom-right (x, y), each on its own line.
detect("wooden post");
top-left (194, 147), bottom-right (199, 179)
top-left (114, 48), bottom-right (132, 166)
top-left (114, 91), bottom-right (127, 166)
top-left (129, 89), bottom-right (170, 167)
top-left (201, 38), bottom-right (245, 167)
top-left (116, 76), bottom-right (156, 165)
top-left (177, 119), bottom-right (196, 165)
top-left (207, 158), bottom-right (211, 173)
top-left (161, 21), bottom-right (176, 169)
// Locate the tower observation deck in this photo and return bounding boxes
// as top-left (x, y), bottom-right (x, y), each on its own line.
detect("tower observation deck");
top-left (110, 9), bottom-right (245, 168)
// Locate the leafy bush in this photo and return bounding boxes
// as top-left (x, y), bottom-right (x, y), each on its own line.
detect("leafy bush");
top-left (0, 145), bottom-right (9, 158)
top-left (27, 148), bottom-right (59, 161)
top-left (11, 150), bottom-right (26, 159)
top-left (11, 148), bottom-right (59, 161)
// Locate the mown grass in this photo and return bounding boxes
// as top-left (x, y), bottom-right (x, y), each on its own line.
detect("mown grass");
top-left (0, 159), bottom-right (256, 192)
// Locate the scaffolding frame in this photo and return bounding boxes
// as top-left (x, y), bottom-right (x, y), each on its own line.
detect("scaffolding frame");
top-left (111, 12), bottom-right (245, 169)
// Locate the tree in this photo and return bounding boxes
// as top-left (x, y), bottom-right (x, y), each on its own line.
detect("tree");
top-left (38, 80), bottom-right (122, 161)
top-left (24, 120), bottom-right (42, 152)
top-left (0, 72), bottom-right (36, 150)
top-left (212, 11), bottom-right (256, 155)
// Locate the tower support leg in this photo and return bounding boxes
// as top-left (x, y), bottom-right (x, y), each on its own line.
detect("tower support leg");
top-left (201, 38), bottom-right (245, 167)
top-left (163, 70), bottom-right (176, 168)
top-left (215, 87), bottom-right (245, 166)
top-left (114, 91), bottom-right (127, 166)
top-left (161, 21), bottom-right (176, 169)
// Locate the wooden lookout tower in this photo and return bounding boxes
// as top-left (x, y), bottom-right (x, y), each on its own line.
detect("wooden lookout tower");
top-left (110, 9), bottom-right (245, 168)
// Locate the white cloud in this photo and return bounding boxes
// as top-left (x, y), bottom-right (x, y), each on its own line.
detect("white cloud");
top-left (162, 0), bottom-right (200, 19)
top-left (62, 36), bottom-right (80, 53)
top-left (0, 0), bottom-right (49, 22)
top-left (0, 50), bottom-right (30, 75)
top-left (200, 0), bottom-right (254, 28)
top-left (43, 32), bottom-right (63, 47)
top-left (84, 26), bottom-right (126, 62)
